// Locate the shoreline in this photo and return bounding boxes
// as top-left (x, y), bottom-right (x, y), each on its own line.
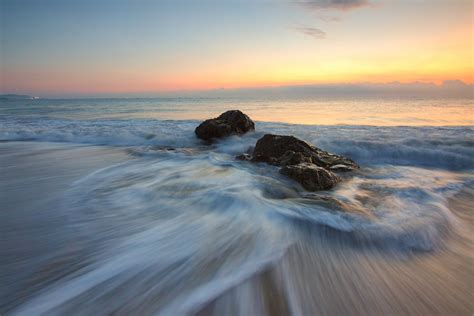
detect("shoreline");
top-left (199, 187), bottom-right (474, 315)
top-left (1, 140), bottom-right (472, 315)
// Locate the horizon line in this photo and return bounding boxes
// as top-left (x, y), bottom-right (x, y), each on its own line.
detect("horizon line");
top-left (2, 79), bottom-right (473, 99)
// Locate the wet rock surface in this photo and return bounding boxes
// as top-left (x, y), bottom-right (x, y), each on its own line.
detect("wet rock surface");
top-left (235, 153), bottom-right (252, 161)
top-left (280, 163), bottom-right (341, 191)
top-left (249, 134), bottom-right (358, 191)
top-left (195, 110), bottom-right (255, 141)
top-left (252, 134), bottom-right (359, 170)
top-left (196, 112), bottom-right (358, 191)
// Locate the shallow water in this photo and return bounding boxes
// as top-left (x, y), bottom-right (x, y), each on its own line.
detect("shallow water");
top-left (0, 98), bottom-right (473, 315)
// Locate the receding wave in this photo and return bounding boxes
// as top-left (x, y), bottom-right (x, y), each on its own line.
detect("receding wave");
top-left (2, 117), bottom-right (472, 170)
top-left (1, 115), bottom-right (473, 314)
top-left (7, 143), bottom-right (472, 315)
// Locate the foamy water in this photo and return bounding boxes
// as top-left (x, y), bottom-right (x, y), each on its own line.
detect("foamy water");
top-left (0, 97), bottom-right (473, 315)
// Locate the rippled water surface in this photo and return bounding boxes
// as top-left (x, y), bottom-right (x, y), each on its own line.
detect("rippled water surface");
top-left (0, 96), bottom-right (472, 125)
top-left (0, 97), bottom-right (473, 315)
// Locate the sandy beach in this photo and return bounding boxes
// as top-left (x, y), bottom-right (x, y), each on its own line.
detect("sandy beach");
top-left (1, 139), bottom-right (472, 315)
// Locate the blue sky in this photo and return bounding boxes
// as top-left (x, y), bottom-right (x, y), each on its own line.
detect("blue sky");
top-left (1, 0), bottom-right (472, 96)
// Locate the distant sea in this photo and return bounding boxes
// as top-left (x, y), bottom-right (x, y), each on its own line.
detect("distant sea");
top-left (1, 96), bottom-right (473, 315)
top-left (1, 96), bottom-right (473, 125)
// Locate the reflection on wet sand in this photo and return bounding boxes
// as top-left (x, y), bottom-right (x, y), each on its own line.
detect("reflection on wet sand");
top-left (1, 141), bottom-right (472, 315)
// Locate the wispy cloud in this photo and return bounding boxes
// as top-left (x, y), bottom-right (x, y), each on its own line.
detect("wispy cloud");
top-left (294, 26), bottom-right (326, 39)
top-left (298, 0), bottom-right (370, 11)
top-left (294, 1), bottom-right (372, 38)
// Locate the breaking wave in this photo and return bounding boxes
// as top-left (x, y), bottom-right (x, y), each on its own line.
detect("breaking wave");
top-left (1, 117), bottom-right (473, 170)
top-left (1, 112), bottom-right (473, 315)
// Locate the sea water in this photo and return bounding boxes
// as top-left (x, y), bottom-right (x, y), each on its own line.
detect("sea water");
top-left (0, 97), bottom-right (473, 315)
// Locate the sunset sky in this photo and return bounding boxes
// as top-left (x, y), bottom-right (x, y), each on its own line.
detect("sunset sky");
top-left (1, 0), bottom-right (472, 96)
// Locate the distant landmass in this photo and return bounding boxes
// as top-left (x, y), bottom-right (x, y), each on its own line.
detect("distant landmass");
top-left (0, 94), bottom-right (39, 100)
top-left (63, 80), bottom-right (472, 99)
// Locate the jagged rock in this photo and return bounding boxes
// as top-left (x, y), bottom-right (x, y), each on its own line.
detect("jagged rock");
top-left (195, 110), bottom-right (255, 141)
top-left (252, 134), bottom-right (358, 170)
top-left (280, 163), bottom-right (340, 191)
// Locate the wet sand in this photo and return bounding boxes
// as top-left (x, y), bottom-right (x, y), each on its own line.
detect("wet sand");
top-left (1, 142), bottom-right (472, 315)
top-left (199, 188), bottom-right (473, 315)
top-left (0, 142), bottom-right (131, 312)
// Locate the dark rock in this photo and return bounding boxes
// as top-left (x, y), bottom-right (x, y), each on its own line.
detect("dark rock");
top-left (278, 150), bottom-right (313, 166)
top-left (235, 153), bottom-right (252, 161)
top-left (252, 134), bottom-right (358, 170)
top-left (195, 119), bottom-right (232, 140)
top-left (195, 110), bottom-right (255, 141)
top-left (280, 163), bottom-right (340, 191)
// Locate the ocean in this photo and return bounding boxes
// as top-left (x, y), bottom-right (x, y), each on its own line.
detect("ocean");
top-left (1, 97), bottom-right (473, 315)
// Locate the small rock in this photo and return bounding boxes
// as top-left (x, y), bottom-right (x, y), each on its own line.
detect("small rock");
top-left (235, 153), bottom-right (252, 161)
top-left (195, 110), bottom-right (255, 141)
top-left (280, 163), bottom-right (340, 191)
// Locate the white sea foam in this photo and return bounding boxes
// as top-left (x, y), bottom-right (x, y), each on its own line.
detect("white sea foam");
top-left (1, 117), bottom-right (473, 170)
top-left (9, 142), bottom-right (471, 314)
top-left (1, 99), bottom-right (473, 314)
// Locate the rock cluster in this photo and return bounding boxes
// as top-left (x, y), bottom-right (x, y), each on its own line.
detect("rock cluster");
top-left (195, 110), bottom-right (358, 191)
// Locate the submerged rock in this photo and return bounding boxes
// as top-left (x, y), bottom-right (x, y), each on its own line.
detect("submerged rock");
top-left (235, 153), bottom-right (252, 161)
top-left (280, 163), bottom-right (340, 191)
top-left (195, 110), bottom-right (255, 141)
top-left (252, 134), bottom-right (358, 170)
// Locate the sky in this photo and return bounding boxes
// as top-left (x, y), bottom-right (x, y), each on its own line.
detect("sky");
top-left (0, 0), bottom-right (473, 97)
